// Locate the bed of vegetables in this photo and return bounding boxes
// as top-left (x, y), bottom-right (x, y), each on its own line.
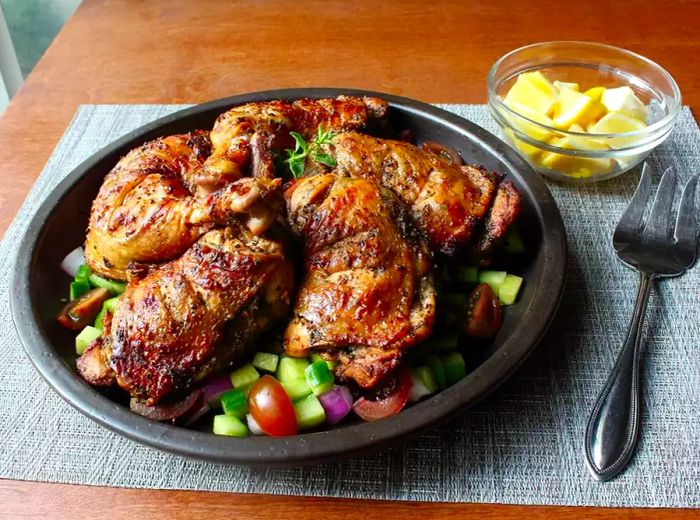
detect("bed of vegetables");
top-left (58, 229), bottom-right (525, 438)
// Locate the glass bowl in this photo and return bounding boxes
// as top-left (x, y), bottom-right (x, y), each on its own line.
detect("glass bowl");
top-left (488, 41), bottom-right (682, 183)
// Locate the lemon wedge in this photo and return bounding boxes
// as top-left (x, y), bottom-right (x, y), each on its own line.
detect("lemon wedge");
top-left (601, 86), bottom-right (648, 122)
top-left (503, 71), bottom-right (558, 115)
top-left (554, 81), bottom-right (580, 92)
top-left (583, 86), bottom-right (606, 102)
top-left (539, 133), bottom-right (613, 178)
top-left (588, 111), bottom-right (647, 149)
top-left (552, 88), bottom-right (607, 130)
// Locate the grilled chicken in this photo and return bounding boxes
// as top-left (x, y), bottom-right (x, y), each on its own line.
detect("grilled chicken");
top-left (201, 96), bottom-right (388, 189)
top-left (468, 181), bottom-right (522, 266)
top-left (284, 174), bottom-right (435, 388)
top-left (85, 132), bottom-right (281, 281)
top-left (308, 132), bottom-right (505, 256)
top-left (77, 225), bottom-right (294, 404)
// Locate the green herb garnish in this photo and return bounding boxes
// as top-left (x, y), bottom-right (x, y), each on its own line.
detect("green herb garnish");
top-left (284, 124), bottom-right (337, 178)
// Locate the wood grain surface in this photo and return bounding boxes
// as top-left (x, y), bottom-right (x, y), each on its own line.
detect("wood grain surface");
top-left (1, 0), bottom-right (699, 518)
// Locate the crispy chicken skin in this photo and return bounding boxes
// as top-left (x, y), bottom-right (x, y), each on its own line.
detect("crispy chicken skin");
top-left (318, 132), bottom-right (500, 256)
top-left (85, 132), bottom-right (281, 281)
top-left (468, 181), bottom-right (522, 266)
top-left (202, 96), bottom-right (388, 189)
top-left (284, 174), bottom-right (435, 388)
top-left (77, 226), bottom-right (294, 404)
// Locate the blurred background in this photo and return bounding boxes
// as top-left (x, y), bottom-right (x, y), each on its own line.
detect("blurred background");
top-left (0, 0), bottom-right (81, 110)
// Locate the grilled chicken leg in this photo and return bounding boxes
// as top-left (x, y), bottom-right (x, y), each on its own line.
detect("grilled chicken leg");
top-left (310, 132), bottom-right (522, 258)
top-left (77, 225), bottom-right (294, 404)
top-left (284, 174), bottom-right (435, 388)
top-left (85, 132), bottom-right (281, 281)
top-left (201, 96), bottom-right (388, 189)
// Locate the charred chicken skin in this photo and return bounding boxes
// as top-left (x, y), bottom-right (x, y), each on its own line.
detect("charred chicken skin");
top-left (308, 131), bottom-right (521, 257)
top-left (283, 174), bottom-right (436, 388)
top-left (201, 96), bottom-right (388, 189)
top-left (78, 226), bottom-right (294, 404)
top-left (85, 132), bottom-right (281, 281)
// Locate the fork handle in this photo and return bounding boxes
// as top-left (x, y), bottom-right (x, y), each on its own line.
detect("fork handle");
top-left (584, 270), bottom-right (654, 481)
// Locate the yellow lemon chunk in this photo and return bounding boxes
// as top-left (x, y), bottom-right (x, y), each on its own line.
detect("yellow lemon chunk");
top-left (552, 88), bottom-right (607, 130)
top-left (504, 102), bottom-right (555, 142)
top-left (583, 86), bottom-right (606, 102)
top-left (554, 81), bottom-right (580, 92)
top-left (503, 127), bottom-right (543, 159)
top-left (601, 86), bottom-right (648, 122)
top-left (588, 112), bottom-right (647, 149)
top-left (503, 71), bottom-right (558, 115)
top-left (539, 134), bottom-right (613, 178)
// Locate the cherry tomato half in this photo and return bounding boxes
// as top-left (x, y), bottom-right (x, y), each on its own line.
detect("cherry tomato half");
top-left (352, 367), bottom-right (412, 422)
top-left (248, 375), bottom-right (297, 436)
top-left (462, 283), bottom-right (502, 338)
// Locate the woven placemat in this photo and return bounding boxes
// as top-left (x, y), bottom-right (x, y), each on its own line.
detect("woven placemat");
top-left (0, 104), bottom-right (698, 507)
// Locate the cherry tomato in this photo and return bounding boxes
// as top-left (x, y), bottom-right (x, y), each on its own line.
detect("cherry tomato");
top-left (352, 367), bottom-right (412, 422)
top-left (462, 283), bottom-right (502, 338)
top-left (247, 375), bottom-right (297, 436)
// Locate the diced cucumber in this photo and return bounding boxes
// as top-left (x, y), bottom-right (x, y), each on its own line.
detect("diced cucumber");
top-left (94, 307), bottom-right (107, 330)
top-left (305, 360), bottom-right (334, 396)
top-left (282, 378), bottom-right (312, 401)
top-left (277, 356), bottom-right (310, 383)
top-left (409, 370), bottom-right (432, 402)
top-left (220, 389), bottom-right (248, 418)
top-left (413, 366), bottom-right (438, 394)
top-left (499, 274), bottom-right (523, 305)
top-left (442, 352), bottom-right (466, 386)
top-left (430, 335), bottom-right (459, 351)
top-left (212, 414), bottom-right (248, 437)
top-left (293, 393), bottom-right (326, 429)
top-left (103, 296), bottom-right (121, 312)
top-left (311, 352), bottom-right (336, 370)
top-left (74, 264), bottom-right (91, 282)
top-left (427, 355), bottom-right (446, 390)
top-left (252, 352), bottom-right (279, 373)
top-left (478, 270), bottom-right (507, 292)
top-left (75, 325), bottom-right (101, 355)
top-left (457, 266), bottom-right (479, 284)
top-left (230, 364), bottom-right (260, 389)
top-left (69, 279), bottom-right (90, 301)
top-left (504, 228), bottom-right (525, 254)
top-left (443, 293), bottom-right (468, 307)
top-left (88, 274), bottom-right (127, 295)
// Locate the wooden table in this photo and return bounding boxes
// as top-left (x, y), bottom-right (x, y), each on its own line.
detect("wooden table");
top-left (1, 1), bottom-right (698, 518)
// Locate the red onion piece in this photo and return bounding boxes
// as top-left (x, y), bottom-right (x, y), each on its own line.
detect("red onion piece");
top-left (183, 402), bottom-right (211, 427)
top-left (61, 247), bottom-right (86, 277)
top-left (317, 385), bottom-right (353, 425)
top-left (130, 389), bottom-right (202, 422)
top-left (200, 373), bottom-right (233, 407)
top-left (246, 413), bottom-right (265, 435)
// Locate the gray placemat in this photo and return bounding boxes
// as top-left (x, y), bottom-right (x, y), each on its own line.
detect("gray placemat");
top-left (1, 104), bottom-right (698, 507)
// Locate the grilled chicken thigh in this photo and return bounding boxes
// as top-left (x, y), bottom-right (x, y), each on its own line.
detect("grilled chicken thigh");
top-left (78, 225), bottom-right (294, 404)
top-left (310, 132), bottom-right (514, 257)
top-left (202, 96), bottom-right (388, 189)
top-left (284, 174), bottom-right (435, 388)
top-left (85, 132), bottom-right (281, 281)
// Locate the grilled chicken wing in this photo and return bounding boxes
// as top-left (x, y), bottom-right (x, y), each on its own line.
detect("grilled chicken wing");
top-left (77, 226), bottom-right (294, 404)
top-left (85, 132), bottom-right (281, 281)
top-left (201, 96), bottom-right (388, 189)
top-left (310, 132), bottom-right (502, 256)
top-left (284, 174), bottom-right (435, 388)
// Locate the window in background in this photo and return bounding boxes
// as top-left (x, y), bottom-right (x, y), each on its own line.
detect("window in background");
top-left (0, 0), bottom-right (81, 108)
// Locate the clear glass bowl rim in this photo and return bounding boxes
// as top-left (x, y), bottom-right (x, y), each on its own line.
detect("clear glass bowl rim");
top-left (487, 41), bottom-right (682, 144)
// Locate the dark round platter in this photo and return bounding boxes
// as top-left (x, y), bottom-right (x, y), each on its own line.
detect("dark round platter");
top-left (11, 88), bottom-right (566, 466)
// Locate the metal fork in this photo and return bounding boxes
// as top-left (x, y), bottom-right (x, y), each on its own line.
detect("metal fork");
top-left (584, 163), bottom-right (699, 482)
